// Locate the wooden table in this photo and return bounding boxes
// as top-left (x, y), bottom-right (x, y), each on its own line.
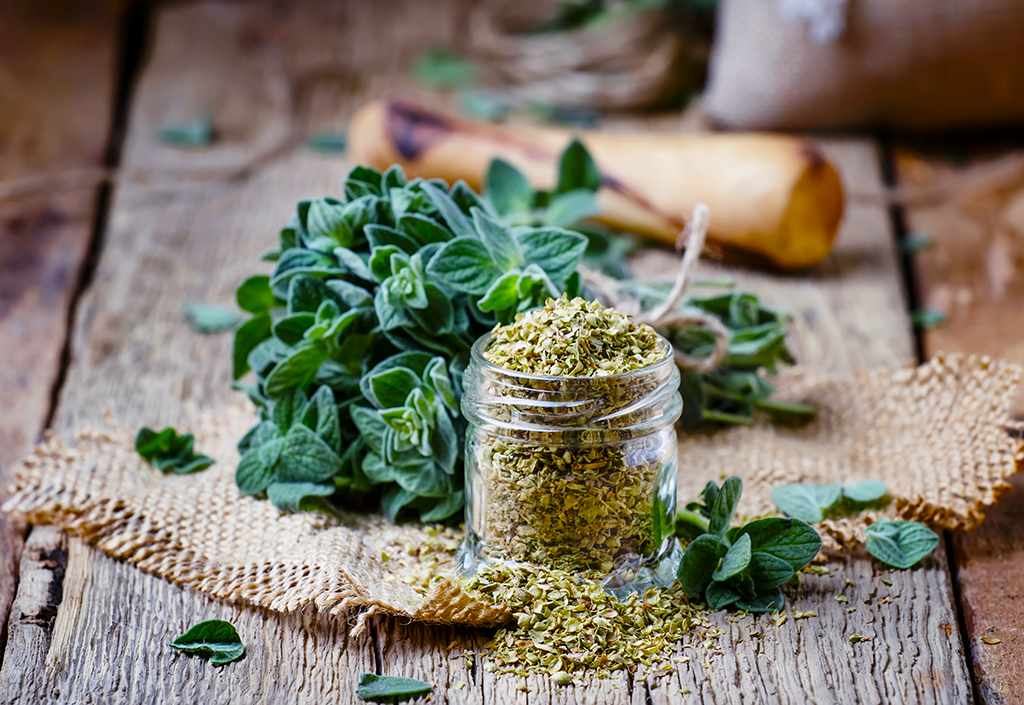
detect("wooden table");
top-left (0, 1), bottom-right (1021, 702)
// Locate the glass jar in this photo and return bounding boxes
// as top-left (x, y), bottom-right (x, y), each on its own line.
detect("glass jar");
top-left (457, 332), bottom-right (683, 592)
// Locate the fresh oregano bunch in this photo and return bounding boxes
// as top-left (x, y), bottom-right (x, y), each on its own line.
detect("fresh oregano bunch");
top-left (676, 477), bottom-right (822, 612)
top-left (230, 140), bottom-right (808, 521)
top-left (231, 151), bottom-right (589, 520)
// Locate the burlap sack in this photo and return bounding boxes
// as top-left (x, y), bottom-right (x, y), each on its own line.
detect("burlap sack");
top-left (704, 0), bottom-right (1024, 130)
top-left (4, 354), bottom-right (1022, 630)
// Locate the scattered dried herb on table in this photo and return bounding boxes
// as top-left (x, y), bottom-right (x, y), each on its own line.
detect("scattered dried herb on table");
top-left (462, 563), bottom-right (709, 685)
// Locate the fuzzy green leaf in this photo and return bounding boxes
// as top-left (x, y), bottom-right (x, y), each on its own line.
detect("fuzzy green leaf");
top-left (678, 534), bottom-right (727, 599)
top-left (486, 159), bottom-right (534, 216)
top-left (170, 620), bottom-right (243, 665)
top-left (708, 476), bottom-right (743, 538)
top-left (357, 673), bottom-right (433, 702)
top-left (843, 480), bottom-right (888, 504)
top-left (712, 532), bottom-right (751, 582)
top-left (771, 483), bottom-right (842, 523)
top-left (865, 519), bottom-right (939, 569)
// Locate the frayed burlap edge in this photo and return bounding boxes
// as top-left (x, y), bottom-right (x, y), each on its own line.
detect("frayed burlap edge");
top-left (4, 353), bottom-right (1022, 629)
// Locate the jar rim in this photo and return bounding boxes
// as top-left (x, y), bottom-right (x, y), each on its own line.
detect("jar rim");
top-left (470, 331), bottom-right (676, 382)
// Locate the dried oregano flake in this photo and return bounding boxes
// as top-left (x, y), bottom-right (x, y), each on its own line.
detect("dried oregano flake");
top-left (484, 295), bottom-right (666, 376)
top-left (461, 564), bottom-right (709, 685)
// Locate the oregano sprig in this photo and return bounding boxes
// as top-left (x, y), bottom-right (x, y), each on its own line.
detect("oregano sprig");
top-left (675, 477), bottom-right (822, 612)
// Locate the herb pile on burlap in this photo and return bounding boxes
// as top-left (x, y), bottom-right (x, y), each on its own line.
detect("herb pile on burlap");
top-left (472, 296), bottom-right (674, 574)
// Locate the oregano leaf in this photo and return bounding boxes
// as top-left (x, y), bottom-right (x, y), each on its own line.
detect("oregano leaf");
top-left (771, 483), bottom-right (842, 523)
top-left (865, 519), bottom-right (939, 569)
top-left (170, 619), bottom-right (244, 665)
top-left (357, 672), bottom-right (433, 702)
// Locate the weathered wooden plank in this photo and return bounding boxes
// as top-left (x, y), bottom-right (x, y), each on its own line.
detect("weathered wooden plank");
top-left (0, 526), bottom-right (65, 702)
top-left (3, 0), bottom-right (464, 703)
top-left (0, 0), bottom-right (120, 669)
top-left (896, 143), bottom-right (1024, 703)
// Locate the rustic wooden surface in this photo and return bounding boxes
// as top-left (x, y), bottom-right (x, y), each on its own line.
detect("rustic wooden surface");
top-left (0, 0), bottom-right (1018, 702)
top-left (0, 0), bottom-right (120, 667)
top-left (897, 143), bottom-right (1024, 703)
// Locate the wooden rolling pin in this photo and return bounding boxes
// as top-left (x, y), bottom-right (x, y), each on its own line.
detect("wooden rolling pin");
top-left (348, 100), bottom-right (844, 270)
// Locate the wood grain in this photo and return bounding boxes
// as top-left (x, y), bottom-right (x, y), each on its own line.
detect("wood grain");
top-left (897, 143), bottom-right (1024, 703)
top-left (0, 526), bottom-right (65, 701)
top-left (0, 0), bottom-right (120, 669)
top-left (0, 0), bottom-right (976, 702)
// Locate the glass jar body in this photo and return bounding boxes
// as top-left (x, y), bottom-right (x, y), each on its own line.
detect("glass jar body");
top-left (458, 334), bottom-right (682, 591)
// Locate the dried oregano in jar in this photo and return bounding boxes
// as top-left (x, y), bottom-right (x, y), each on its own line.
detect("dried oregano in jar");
top-left (458, 296), bottom-right (682, 590)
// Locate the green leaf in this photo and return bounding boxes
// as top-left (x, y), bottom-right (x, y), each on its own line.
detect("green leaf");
top-left (477, 271), bottom-right (521, 313)
top-left (307, 385), bottom-right (342, 451)
top-left (184, 303), bottom-right (241, 333)
top-left (712, 533), bottom-right (751, 582)
top-left (170, 619), bottom-right (243, 665)
top-left (843, 480), bottom-right (888, 504)
top-left (276, 424), bottom-right (343, 482)
top-left (458, 89), bottom-right (510, 122)
top-left (273, 313), bottom-right (315, 346)
top-left (708, 476), bottom-right (743, 537)
top-left (736, 517), bottom-right (822, 571)
top-left (264, 344), bottom-right (329, 397)
top-left (735, 588), bottom-right (785, 614)
top-left (158, 112), bottom-right (213, 147)
top-left (368, 368), bottom-right (419, 409)
top-left (677, 534), bottom-right (727, 599)
top-left (426, 238), bottom-right (502, 295)
top-left (472, 208), bottom-right (522, 271)
top-left (486, 159), bottom-right (534, 216)
top-left (674, 509), bottom-right (710, 540)
top-left (236, 275), bottom-right (276, 313)
top-left (334, 247), bottom-right (376, 283)
top-left (421, 182), bottom-right (475, 239)
top-left (516, 227), bottom-right (588, 284)
top-left (266, 481), bottom-right (335, 512)
top-left (136, 426), bottom-right (214, 474)
top-left (748, 551), bottom-right (795, 589)
top-left (366, 224), bottom-right (419, 255)
top-left (865, 519), bottom-right (939, 569)
top-left (544, 189), bottom-right (601, 227)
top-left (351, 406), bottom-right (388, 455)
top-left (306, 132), bottom-right (347, 153)
top-left (236, 448), bottom-right (277, 495)
top-left (911, 309), bottom-right (947, 329)
top-left (381, 485), bottom-right (418, 522)
top-left (555, 139), bottom-right (601, 194)
top-left (413, 46), bottom-right (477, 88)
top-left (705, 581), bottom-right (740, 610)
top-left (273, 389), bottom-right (311, 431)
top-left (357, 672), bottom-right (433, 702)
top-left (393, 458), bottom-right (450, 497)
top-left (770, 483), bottom-right (842, 523)
top-left (397, 214), bottom-right (454, 246)
top-left (419, 491), bottom-right (465, 522)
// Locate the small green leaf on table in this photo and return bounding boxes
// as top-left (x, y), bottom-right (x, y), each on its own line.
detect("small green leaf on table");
top-left (136, 426), bottom-right (215, 474)
top-left (158, 111), bottom-right (214, 147)
top-left (413, 47), bottom-right (477, 88)
top-left (184, 303), bottom-right (241, 333)
top-left (307, 132), bottom-right (348, 153)
top-left (170, 619), bottom-right (244, 665)
top-left (842, 479), bottom-right (888, 503)
top-left (865, 518), bottom-right (939, 569)
top-left (771, 483), bottom-right (842, 523)
top-left (357, 673), bottom-right (433, 702)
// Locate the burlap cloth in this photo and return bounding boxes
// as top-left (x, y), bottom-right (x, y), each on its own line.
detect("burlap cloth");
top-left (5, 353), bottom-right (1023, 630)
